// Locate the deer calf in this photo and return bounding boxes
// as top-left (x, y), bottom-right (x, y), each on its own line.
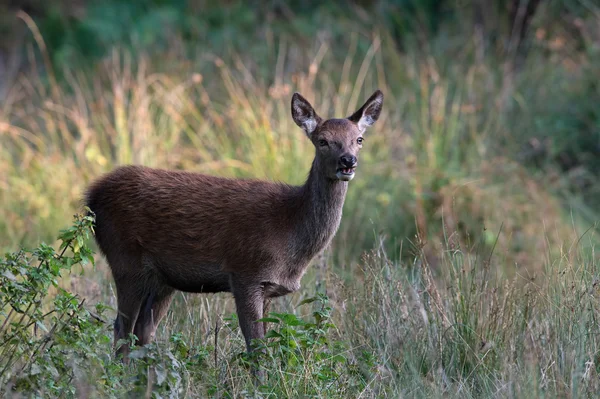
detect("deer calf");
top-left (86, 90), bottom-right (383, 359)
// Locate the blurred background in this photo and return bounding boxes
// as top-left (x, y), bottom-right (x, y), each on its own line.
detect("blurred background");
top-left (1, 0), bottom-right (599, 275)
top-left (2, 1), bottom-right (600, 396)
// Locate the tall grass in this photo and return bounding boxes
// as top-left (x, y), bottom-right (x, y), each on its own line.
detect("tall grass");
top-left (2, 5), bottom-right (600, 396)
top-left (1, 30), bottom-right (591, 274)
top-left (2, 214), bottom-right (599, 397)
top-left (342, 226), bottom-right (600, 397)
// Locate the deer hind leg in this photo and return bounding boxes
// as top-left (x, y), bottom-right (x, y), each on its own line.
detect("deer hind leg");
top-left (113, 274), bottom-right (146, 360)
top-left (133, 287), bottom-right (175, 347)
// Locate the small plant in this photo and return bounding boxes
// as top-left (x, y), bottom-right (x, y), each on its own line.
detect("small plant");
top-left (234, 294), bottom-right (375, 397)
top-left (127, 342), bottom-right (186, 398)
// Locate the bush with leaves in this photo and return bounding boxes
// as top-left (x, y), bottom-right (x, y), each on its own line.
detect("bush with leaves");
top-left (0, 212), bottom-right (117, 395)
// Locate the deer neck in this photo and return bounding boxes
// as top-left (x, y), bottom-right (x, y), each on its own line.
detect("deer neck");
top-left (292, 157), bottom-right (348, 255)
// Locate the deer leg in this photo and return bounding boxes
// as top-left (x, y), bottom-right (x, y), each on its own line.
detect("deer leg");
top-left (230, 277), bottom-right (266, 381)
top-left (133, 288), bottom-right (175, 347)
top-left (230, 277), bottom-right (265, 351)
top-left (113, 277), bottom-right (145, 360)
top-left (263, 297), bottom-right (272, 336)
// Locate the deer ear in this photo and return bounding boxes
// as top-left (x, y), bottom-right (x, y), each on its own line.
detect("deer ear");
top-left (348, 90), bottom-right (384, 133)
top-left (291, 93), bottom-right (321, 137)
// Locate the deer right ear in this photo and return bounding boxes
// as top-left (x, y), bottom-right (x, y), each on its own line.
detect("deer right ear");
top-left (291, 93), bottom-right (321, 137)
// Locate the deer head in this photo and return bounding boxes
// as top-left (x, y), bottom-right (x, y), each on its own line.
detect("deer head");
top-left (291, 90), bottom-right (384, 181)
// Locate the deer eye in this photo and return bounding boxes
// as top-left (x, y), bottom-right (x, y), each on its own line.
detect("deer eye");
top-left (357, 137), bottom-right (364, 145)
top-left (318, 139), bottom-right (328, 147)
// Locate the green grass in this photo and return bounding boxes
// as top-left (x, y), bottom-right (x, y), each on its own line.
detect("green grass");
top-left (1, 1), bottom-right (600, 397)
top-left (2, 214), bottom-right (599, 397)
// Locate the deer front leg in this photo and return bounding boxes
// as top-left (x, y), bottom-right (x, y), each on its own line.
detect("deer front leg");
top-left (263, 297), bottom-right (272, 336)
top-left (230, 275), bottom-right (266, 381)
top-left (230, 276), bottom-right (265, 352)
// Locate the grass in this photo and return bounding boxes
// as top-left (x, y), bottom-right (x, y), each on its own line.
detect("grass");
top-left (1, 213), bottom-right (599, 397)
top-left (1, 34), bottom-right (591, 270)
top-left (1, 1), bottom-right (600, 397)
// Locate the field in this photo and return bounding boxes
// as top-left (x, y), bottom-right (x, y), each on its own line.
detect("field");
top-left (1, 1), bottom-right (600, 397)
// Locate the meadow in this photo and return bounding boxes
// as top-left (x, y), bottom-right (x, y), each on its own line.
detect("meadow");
top-left (1, 1), bottom-right (600, 397)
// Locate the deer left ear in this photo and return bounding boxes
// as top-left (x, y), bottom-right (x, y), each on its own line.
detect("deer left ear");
top-left (348, 90), bottom-right (384, 133)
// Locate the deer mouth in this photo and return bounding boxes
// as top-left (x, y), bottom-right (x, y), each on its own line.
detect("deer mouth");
top-left (336, 167), bottom-right (356, 181)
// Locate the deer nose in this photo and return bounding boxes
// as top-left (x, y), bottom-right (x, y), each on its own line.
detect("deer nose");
top-left (340, 155), bottom-right (357, 168)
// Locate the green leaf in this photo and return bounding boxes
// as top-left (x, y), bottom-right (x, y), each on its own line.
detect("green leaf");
top-left (332, 354), bottom-right (346, 363)
top-left (257, 317), bottom-right (280, 323)
top-left (128, 347), bottom-right (148, 359)
top-left (36, 321), bottom-right (49, 333)
top-left (2, 270), bottom-right (17, 281)
top-left (30, 363), bottom-right (41, 375)
top-left (265, 330), bottom-right (283, 339)
top-left (298, 296), bottom-right (319, 306)
top-left (281, 313), bottom-right (303, 326)
top-left (155, 364), bottom-right (167, 385)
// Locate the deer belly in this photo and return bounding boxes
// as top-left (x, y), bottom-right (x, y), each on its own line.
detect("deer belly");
top-left (153, 258), bottom-right (231, 293)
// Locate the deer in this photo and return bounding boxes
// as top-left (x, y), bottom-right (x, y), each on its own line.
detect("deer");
top-left (85, 89), bottom-right (384, 364)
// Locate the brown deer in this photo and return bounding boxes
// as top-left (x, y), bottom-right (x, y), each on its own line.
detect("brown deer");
top-left (86, 90), bottom-right (383, 360)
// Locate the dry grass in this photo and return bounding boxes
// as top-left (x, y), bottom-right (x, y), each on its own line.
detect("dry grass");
top-left (0, 36), bottom-right (589, 276)
top-left (2, 8), bottom-right (600, 396)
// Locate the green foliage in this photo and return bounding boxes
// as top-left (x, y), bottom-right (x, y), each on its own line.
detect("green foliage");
top-left (126, 343), bottom-right (187, 398)
top-left (1, 201), bottom-right (600, 397)
top-left (247, 294), bottom-right (372, 396)
top-left (0, 211), bottom-right (100, 394)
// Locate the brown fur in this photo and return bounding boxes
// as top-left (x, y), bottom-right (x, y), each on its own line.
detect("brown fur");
top-left (86, 90), bottom-right (383, 360)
